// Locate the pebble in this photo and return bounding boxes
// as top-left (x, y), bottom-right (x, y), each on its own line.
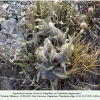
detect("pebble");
top-left (5, 44), bottom-right (11, 49)
top-left (1, 29), bottom-right (8, 34)
top-left (6, 39), bottom-right (12, 44)
top-left (0, 33), bottom-right (7, 42)
top-left (21, 12), bottom-right (26, 17)
top-left (1, 3), bottom-right (9, 10)
top-left (10, 34), bottom-right (18, 38)
top-left (1, 18), bottom-right (16, 34)
top-left (0, 42), bottom-right (2, 46)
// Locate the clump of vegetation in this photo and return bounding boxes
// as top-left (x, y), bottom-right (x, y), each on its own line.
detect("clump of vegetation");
top-left (16, 1), bottom-right (100, 90)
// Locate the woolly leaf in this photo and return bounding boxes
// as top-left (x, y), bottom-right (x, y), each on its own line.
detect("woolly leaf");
top-left (53, 71), bottom-right (68, 79)
top-left (49, 49), bottom-right (57, 62)
top-left (36, 71), bottom-right (40, 82)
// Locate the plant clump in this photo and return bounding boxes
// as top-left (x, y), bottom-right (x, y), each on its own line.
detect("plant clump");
top-left (16, 1), bottom-right (100, 90)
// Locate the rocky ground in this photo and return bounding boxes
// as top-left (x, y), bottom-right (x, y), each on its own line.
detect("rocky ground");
top-left (0, 1), bottom-right (34, 90)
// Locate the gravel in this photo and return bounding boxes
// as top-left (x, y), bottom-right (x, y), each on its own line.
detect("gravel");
top-left (0, 1), bottom-right (34, 62)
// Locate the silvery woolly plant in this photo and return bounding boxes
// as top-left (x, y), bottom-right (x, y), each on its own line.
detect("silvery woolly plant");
top-left (20, 1), bottom-right (100, 90)
top-left (33, 18), bottom-right (89, 89)
top-left (34, 19), bottom-right (75, 89)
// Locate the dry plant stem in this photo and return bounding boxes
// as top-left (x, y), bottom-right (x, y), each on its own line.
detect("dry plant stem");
top-left (83, 69), bottom-right (100, 75)
top-left (50, 79), bottom-right (58, 90)
top-left (65, 68), bottom-right (83, 76)
top-left (22, 68), bottom-right (34, 84)
top-left (68, 83), bottom-right (89, 90)
top-left (90, 36), bottom-right (100, 46)
top-left (72, 29), bottom-right (84, 43)
top-left (80, 82), bottom-right (100, 87)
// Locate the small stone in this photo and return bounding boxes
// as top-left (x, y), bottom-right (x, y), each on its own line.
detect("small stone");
top-left (16, 3), bottom-right (21, 8)
top-left (0, 33), bottom-right (7, 42)
top-left (12, 41), bottom-right (21, 48)
top-left (1, 18), bottom-right (17, 35)
top-left (7, 14), bottom-right (12, 18)
top-left (1, 3), bottom-right (9, 10)
top-left (6, 39), bottom-right (12, 44)
top-left (1, 29), bottom-right (8, 34)
top-left (21, 5), bottom-right (25, 10)
top-left (14, 10), bottom-right (18, 14)
top-left (0, 32), bottom-right (2, 37)
top-left (1, 53), bottom-right (5, 57)
top-left (21, 12), bottom-right (26, 16)
top-left (5, 44), bottom-right (11, 49)
top-left (10, 34), bottom-right (18, 38)
top-left (11, 2), bottom-right (16, 7)
top-left (0, 33), bottom-right (3, 41)
top-left (0, 42), bottom-right (2, 46)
